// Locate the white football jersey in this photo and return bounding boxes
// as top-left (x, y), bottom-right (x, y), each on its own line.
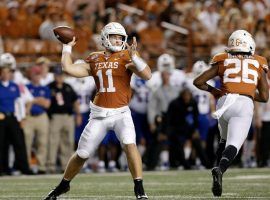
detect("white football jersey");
top-left (185, 72), bottom-right (214, 115)
top-left (65, 76), bottom-right (96, 113)
top-left (129, 74), bottom-right (150, 114)
top-left (146, 69), bottom-right (186, 92)
top-left (258, 77), bottom-right (270, 121)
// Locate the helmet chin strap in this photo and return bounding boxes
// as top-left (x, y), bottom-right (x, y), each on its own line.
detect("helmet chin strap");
top-left (108, 46), bottom-right (122, 52)
top-left (107, 41), bottom-right (125, 52)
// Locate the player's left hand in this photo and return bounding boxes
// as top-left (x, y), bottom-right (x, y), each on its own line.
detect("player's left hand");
top-left (126, 37), bottom-right (137, 57)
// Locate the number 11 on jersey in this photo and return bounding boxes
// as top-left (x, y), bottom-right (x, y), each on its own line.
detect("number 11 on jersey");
top-left (97, 69), bottom-right (116, 93)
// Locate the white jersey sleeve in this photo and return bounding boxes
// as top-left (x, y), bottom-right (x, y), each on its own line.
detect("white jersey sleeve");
top-left (65, 76), bottom-right (96, 113)
top-left (129, 74), bottom-right (150, 114)
top-left (146, 71), bottom-right (162, 92)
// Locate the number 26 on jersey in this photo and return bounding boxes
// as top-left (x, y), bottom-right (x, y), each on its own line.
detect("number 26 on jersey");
top-left (223, 58), bottom-right (259, 85)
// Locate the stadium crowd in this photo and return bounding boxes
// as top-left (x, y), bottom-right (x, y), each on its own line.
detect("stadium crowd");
top-left (0, 0), bottom-right (270, 176)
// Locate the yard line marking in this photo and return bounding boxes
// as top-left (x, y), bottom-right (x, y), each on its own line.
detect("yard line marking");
top-left (227, 175), bottom-right (270, 180)
top-left (1, 195), bottom-right (270, 199)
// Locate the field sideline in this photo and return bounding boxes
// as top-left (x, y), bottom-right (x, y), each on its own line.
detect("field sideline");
top-left (0, 168), bottom-right (270, 200)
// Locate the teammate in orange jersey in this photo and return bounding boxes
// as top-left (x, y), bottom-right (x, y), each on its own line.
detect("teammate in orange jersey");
top-left (193, 30), bottom-right (269, 197)
top-left (44, 22), bottom-right (151, 200)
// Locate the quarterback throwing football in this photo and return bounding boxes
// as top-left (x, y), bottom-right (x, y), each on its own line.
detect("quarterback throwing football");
top-left (193, 30), bottom-right (269, 197)
top-left (44, 22), bottom-right (151, 200)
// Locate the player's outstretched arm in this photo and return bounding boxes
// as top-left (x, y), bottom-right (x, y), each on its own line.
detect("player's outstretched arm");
top-left (61, 37), bottom-right (91, 78)
top-left (254, 71), bottom-right (269, 102)
top-left (193, 64), bottom-right (223, 98)
top-left (126, 37), bottom-right (152, 80)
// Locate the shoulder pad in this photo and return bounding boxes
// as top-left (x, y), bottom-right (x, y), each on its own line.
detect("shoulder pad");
top-left (118, 50), bottom-right (132, 62)
top-left (85, 51), bottom-right (104, 63)
top-left (254, 54), bottom-right (268, 65)
top-left (254, 54), bottom-right (268, 72)
top-left (210, 53), bottom-right (228, 65)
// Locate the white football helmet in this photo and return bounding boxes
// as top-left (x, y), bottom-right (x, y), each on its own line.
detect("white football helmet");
top-left (100, 22), bottom-right (127, 52)
top-left (0, 53), bottom-right (16, 70)
top-left (226, 30), bottom-right (255, 55)
top-left (192, 61), bottom-right (209, 75)
top-left (157, 54), bottom-right (175, 72)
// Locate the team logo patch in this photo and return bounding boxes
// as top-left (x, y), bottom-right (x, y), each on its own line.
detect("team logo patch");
top-left (90, 54), bottom-right (99, 61)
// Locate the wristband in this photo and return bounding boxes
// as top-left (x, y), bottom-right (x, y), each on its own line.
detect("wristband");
top-left (131, 54), bottom-right (147, 72)
top-left (62, 44), bottom-right (72, 54)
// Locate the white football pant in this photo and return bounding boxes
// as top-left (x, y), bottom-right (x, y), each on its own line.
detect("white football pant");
top-left (77, 109), bottom-right (136, 159)
top-left (217, 95), bottom-right (254, 153)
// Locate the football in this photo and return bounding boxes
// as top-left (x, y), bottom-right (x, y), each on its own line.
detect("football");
top-left (53, 26), bottom-right (76, 44)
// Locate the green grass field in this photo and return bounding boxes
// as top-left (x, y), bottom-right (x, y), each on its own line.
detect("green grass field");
top-left (0, 168), bottom-right (270, 199)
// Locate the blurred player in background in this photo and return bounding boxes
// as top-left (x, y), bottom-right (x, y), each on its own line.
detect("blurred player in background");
top-left (65, 59), bottom-right (96, 173)
top-left (186, 61), bottom-right (216, 147)
top-left (130, 74), bottom-right (151, 155)
top-left (65, 59), bottom-right (96, 149)
top-left (254, 69), bottom-right (270, 167)
top-left (146, 53), bottom-right (186, 92)
top-left (193, 30), bottom-right (269, 197)
top-left (44, 22), bottom-right (151, 200)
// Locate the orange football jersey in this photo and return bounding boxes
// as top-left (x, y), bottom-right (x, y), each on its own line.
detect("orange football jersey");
top-left (85, 50), bottom-right (133, 108)
top-left (210, 53), bottom-right (268, 98)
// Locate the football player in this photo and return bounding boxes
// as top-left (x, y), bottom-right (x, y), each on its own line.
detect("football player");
top-left (186, 61), bottom-right (216, 144)
top-left (129, 74), bottom-right (151, 155)
top-left (193, 30), bottom-right (269, 197)
top-left (146, 53), bottom-right (186, 92)
top-left (64, 59), bottom-right (96, 148)
top-left (44, 22), bottom-right (151, 200)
